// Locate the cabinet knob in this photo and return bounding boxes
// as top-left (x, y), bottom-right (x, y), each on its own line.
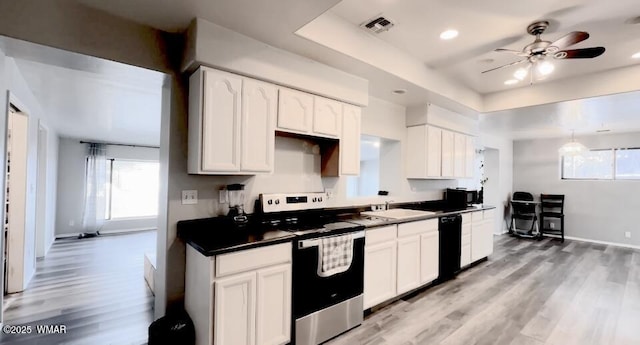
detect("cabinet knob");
top-left (275, 199), bottom-right (280, 205)
top-left (267, 199), bottom-right (273, 205)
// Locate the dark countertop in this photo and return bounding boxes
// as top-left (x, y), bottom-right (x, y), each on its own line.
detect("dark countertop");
top-left (178, 217), bottom-right (296, 256)
top-left (178, 203), bottom-right (496, 257)
top-left (346, 205), bottom-right (496, 229)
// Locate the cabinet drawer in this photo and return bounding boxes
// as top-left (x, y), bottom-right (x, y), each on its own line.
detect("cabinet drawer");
top-left (484, 209), bottom-right (496, 220)
top-left (397, 219), bottom-right (437, 238)
top-left (462, 233), bottom-right (471, 245)
top-left (366, 225), bottom-right (397, 245)
top-left (471, 211), bottom-right (483, 223)
top-left (215, 243), bottom-right (291, 278)
top-left (461, 213), bottom-right (471, 225)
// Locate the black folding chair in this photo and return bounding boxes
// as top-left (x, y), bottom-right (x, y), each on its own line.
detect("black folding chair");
top-left (510, 192), bottom-right (539, 238)
top-left (540, 194), bottom-right (565, 242)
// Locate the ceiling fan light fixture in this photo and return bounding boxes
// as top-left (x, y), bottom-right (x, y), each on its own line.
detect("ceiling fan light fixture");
top-left (514, 67), bottom-right (528, 80)
top-left (440, 29), bottom-right (459, 40)
top-left (504, 79), bottom-right (519, 85)
top-left (537, 61), bottom-right (555, 76)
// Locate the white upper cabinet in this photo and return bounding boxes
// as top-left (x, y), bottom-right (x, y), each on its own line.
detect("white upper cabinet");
top-left (407, 125), bottom-right (442, 178)
top-left (427, 126), bottom-right (442, 178)
top-left (453, 133), bottom-right (466, 178)
top-left (465, 136), bottom-right (475, 178)
top-left (341, 105), bottom-right (361, 175)
top-left (313, 96), bottom-right (342, 137)
top-left (277, 87), bottom-right (313, 133)
top-left (406, 126), bottom-right (427, 178)
top-left (441, 129), bottom-right (454, 178)
top-left (189, 67), bottom-right (276, 175)
top-left (199, 68), bottom-right (243, 173)
top-left (241, 79), bottom-right (277, 173)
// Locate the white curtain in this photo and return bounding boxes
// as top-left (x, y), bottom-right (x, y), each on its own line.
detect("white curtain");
top-left (81, 143), bottom-right (107, 233)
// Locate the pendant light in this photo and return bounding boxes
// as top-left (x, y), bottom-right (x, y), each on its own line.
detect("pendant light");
top-left (558, 130), bottom-right (588, 156)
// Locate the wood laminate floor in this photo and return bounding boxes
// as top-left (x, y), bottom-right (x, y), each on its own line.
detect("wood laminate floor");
top-left (329, 235), bottom-right (640, 345)
top-left (0, 231), bottom-right (156, 345)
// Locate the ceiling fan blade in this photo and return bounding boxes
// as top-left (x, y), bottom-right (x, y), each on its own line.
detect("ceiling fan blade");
top-left (553, 47), bottom-right (605, 59)
top-left (549, 31), bottom-right (589, 50)
top-left (495, 48), bottom-right (529, 57)
top-left (481, 59), bottom-right (527, 74)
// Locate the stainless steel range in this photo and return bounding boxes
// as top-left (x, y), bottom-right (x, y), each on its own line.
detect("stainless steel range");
top-left (259, 193), bottom-right (365, 345)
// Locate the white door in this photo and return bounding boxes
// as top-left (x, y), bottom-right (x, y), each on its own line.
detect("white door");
top-left (340, 105), bottom-right (361, 175)
top-left (256, 264), bottom-right (291, 345)
top-left (241, 79), bottom-right (277, 173)
top-left (426, 126), bottom-right (442, 178)
top-left (465, 136), bottom-right (475, 178)
top-left (313, 96), bottom-right (342, 137)
top-left (201, 68), bottom-right (242, 172)
top-left (214, 271), bottom-right (257, 345)
top-left (441, 129), bottom-right (454, 177)
top-left (406, 126), bottom-right (426, 178)
top-left (420, 231), bottom-right (439, 284)
top-left (277, 88), bottom-right (313, 133)
top-left (453, 133), bottom-right (466, 178)
top-left (364, 240), bottom-right (397, 309)
top-left (396, 235), bottom-right (421, 295)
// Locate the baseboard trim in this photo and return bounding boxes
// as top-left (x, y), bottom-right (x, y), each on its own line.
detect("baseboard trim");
top-left (55, 228), bottom-right (156, 239)
top-left (545, 234), bottom-right (640, 250)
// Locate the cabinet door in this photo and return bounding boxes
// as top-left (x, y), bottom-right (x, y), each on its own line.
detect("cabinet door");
top-left (256, 264), bottom-right (291, 345)
top-left (313, 96), bottom-right (342, 137)
top-left (202, 68), bottom-right (242, 172)
top-left (341, 105), bottom-right (361, 175)
top-left (396, 236), bottom-right (421, 295)
top-left (241, 79), bottom-right (277, 173)
top-left (461, 223), bottom-right (472, 267)
top-left (277, 88), bottom-right (313, 133)
top-left (420, 231), bottom-right (439, 284)
top-left (406, 126), bottom-right (427, 178)
top-left (482, 220), bottom-right (494, 258)
top-left (470, 219), bottom-right (486, 263)
top-left (465, 136), bottom-right (475, 178)
top-left (426, 126), bottom-right (442, 177)
top-left (364, 240), bottom-right (397, 309)
top-left (441, 129), bottom-right (454, 177)
top-left (453, 133), bottom-right (466, 178)
top-left (214, 272), bottom-right (257, 345)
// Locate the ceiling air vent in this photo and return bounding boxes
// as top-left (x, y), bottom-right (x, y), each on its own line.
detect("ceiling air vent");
top-left (360, 15), bottom-right (395, 34)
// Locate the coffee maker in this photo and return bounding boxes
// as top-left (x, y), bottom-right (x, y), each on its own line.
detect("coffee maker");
top-left (227, 184), bottom-right (248, 224)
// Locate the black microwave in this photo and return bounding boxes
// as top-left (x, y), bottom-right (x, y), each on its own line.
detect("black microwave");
top-left (445, 188), bottom-right (479, 208)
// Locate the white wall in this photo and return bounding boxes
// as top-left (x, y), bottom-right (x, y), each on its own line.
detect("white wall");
top-left (55, 137), bottom-right (160, 236)
top-left (513, 132), bottom-right (640, 247)
top-left (478, 133), bottom-right (513, 234)
top-left (1, 54), bottom-right (60, 289)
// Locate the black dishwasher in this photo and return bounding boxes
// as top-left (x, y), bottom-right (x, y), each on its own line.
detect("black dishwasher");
top-left (438, 214), bottom-right (462, 282)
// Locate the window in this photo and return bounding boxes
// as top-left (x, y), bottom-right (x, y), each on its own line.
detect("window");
top-left (561, 148), bottom-right (640, 180)
top-left (105, 160), bottom-right (159, 219)
top-left (346, 135), bottom-right (401, 198)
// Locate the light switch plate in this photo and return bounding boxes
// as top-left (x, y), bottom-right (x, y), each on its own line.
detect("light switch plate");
top-left (182, 190), bottom-right (198, 205)
top-left (625, 231), bottom-right (631, 238)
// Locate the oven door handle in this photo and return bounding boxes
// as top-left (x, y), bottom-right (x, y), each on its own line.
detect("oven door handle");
top-left (298, 231), bottom-right (365, 249)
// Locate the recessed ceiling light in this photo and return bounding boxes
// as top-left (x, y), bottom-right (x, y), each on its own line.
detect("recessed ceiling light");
top-left (440, 29), bottom-right (459, 40)
top-left (632, 51), bottom-right (640, 59)
top-left (392, 89), bottom-right (407, 95)
top-left (504, 79), bottom-right (519, 85)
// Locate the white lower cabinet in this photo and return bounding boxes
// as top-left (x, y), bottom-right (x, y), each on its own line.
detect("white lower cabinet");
top-left (364, 219), bottom-right (439, 310)
top-left (396, 236), bottom-right (421, 294)
top-left (214, 272), bottom-right (257, 345)
top-left (420, 231), bottom-right (439, 284)
top-left (364, 238), bottom-right (397, 309)
top-left (471, 211), bottom-right (495, 262)
top-left (185, 243), bottom-right (292, 345)
top-left (256, 264), bottom-right (292, 345)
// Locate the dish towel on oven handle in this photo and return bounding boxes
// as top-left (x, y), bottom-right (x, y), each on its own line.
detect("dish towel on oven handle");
top-left (317, 233), bottom-right (354, 277)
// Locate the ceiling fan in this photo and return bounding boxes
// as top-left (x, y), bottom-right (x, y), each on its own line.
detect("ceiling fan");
top-left (482, 21), bottom-right (606, 83)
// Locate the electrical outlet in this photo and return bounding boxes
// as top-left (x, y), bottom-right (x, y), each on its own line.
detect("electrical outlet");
top-left (549, 222), bottom-right (555, 229)
top-left (625, 231), bottom-right (631, 239)
top-left (182, 190), bottom-right (198, 205)
top-left (219, 190), bottom-right (228, 204)
top-left (325, 188), bottom-right (334, 199)
top-left (69, 220), bottom-right (75, 227)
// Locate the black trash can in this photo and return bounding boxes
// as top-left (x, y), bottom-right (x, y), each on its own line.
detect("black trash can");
top-left (148, 310), bottom-right (195, 345)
